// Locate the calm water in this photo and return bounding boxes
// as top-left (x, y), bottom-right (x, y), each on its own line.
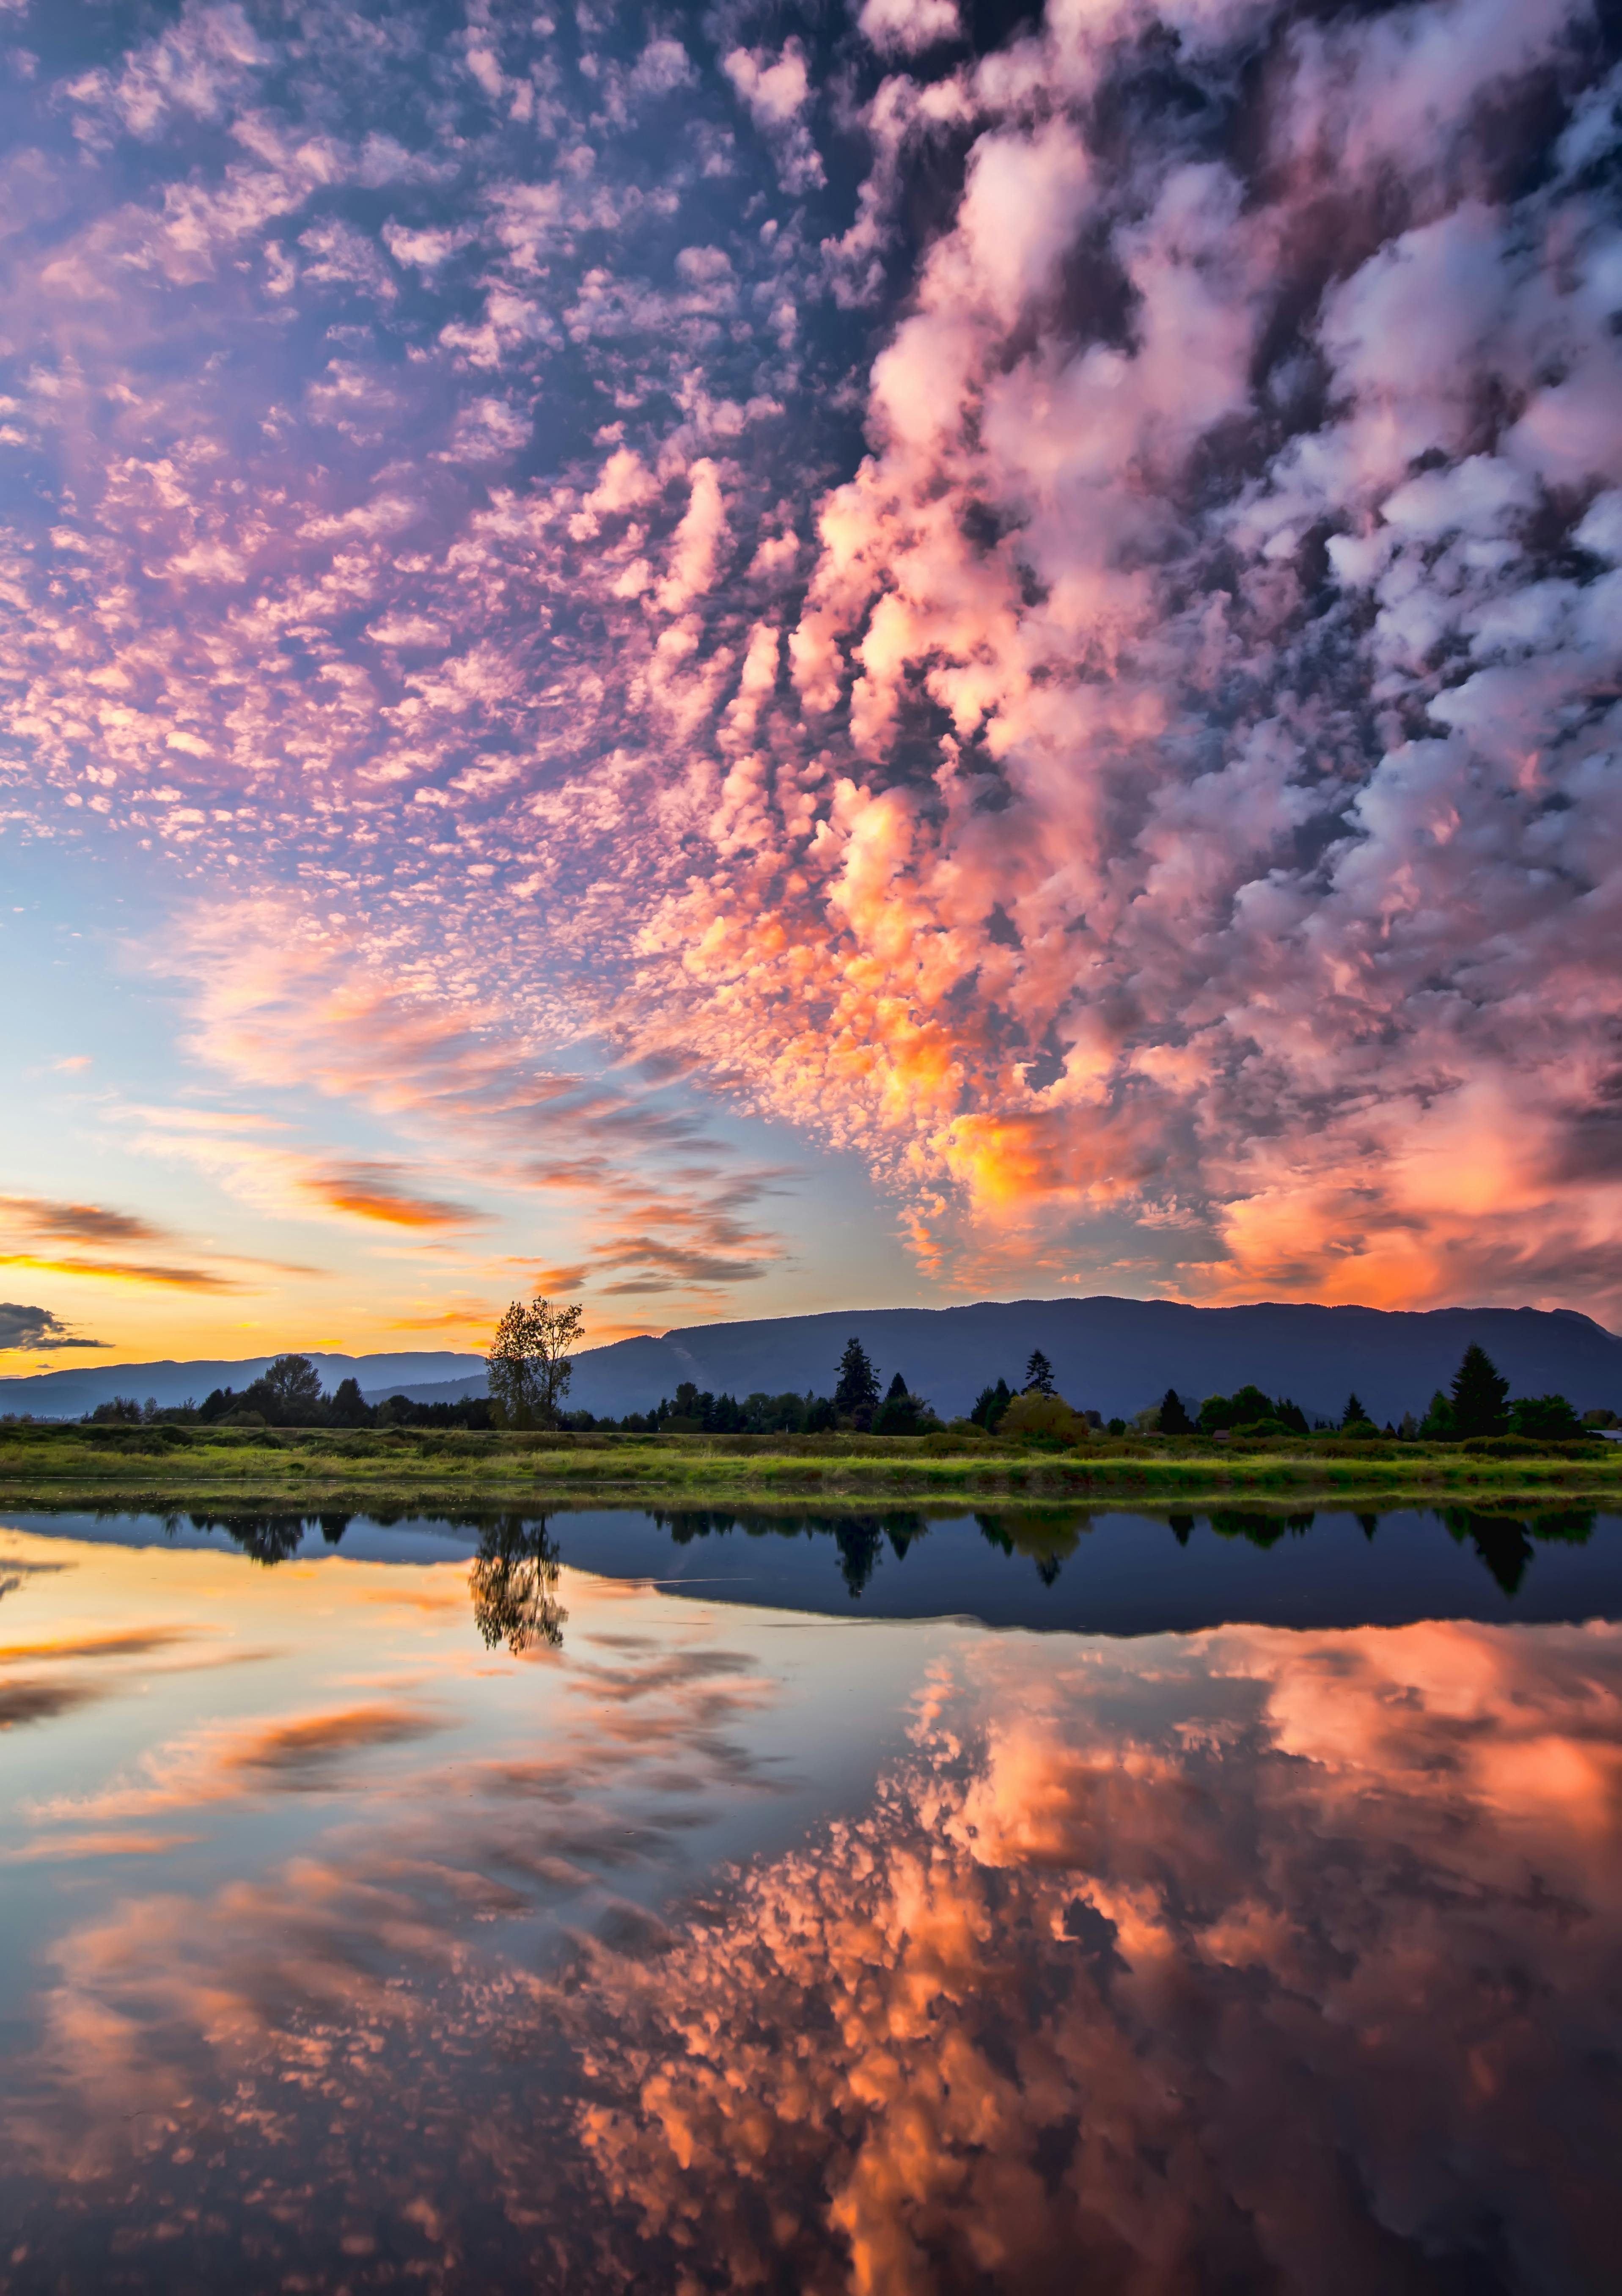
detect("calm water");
top-left (2, 1502), bottom-right (1619, 2292)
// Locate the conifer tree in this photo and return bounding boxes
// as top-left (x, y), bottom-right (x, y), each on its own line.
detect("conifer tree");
top-left (971, 1377), bottom-right (1013, 1430)
top-left (1157, 1386), bottom-right (1194, 1435)
top-left (834, 1336), bottom-right (880, 1417)
top-left (1419, 1389), bottom-right (1454, 1438)
top-left (1024, 1348), bottom-right (1057, 1396)
top-left (1449, 1345), bottom-right (1509, 1438)
top-left (328, 1376), bottom-right (372, 1427)
top-left (1341, 1392), bottom-right (1370, 1429)
top-left (874, 1370), bottom-right (923, 1436)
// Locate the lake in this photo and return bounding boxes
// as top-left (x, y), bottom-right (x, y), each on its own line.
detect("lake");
top-left (1, 1501), bottom-right (1619, 2292)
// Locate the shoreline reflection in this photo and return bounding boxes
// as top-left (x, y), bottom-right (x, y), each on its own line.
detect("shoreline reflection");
top-left (7, 1501), bottom-right (1622, 1645)
top-left (0, 1530), bottom-right (1616, 2293)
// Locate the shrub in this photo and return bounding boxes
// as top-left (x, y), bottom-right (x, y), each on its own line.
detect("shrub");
top-left (1508, 1393), bottom-right (1585, 1441)
top-left (999, 1391), bottom-right (1091, 1442)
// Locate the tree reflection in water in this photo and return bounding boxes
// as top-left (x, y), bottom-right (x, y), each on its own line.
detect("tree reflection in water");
top-left (4, 1533), bottom-right (1622, 2289)
top-left (176, 1499), bottom-right (1602, 1612)
top-left (187, 1512), bottom-right (309, 1565)
top-left (470, 1515), bottom-right (567, 1653)
top-left (976, 1510), bottom-right (1089, 1582)
top-left (1441, 1507), bottom-right (1595, 1596)
top-left (644, 1500), bottom-right (1602, 1601)
top-left (652, 1507), bottom-right (928, 1599)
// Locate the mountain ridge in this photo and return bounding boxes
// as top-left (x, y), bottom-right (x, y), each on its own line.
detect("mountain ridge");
top-left (6, 1298), bottom-right (1622, 1425)
top-left (0, 1350), bottom-right (484, 1419)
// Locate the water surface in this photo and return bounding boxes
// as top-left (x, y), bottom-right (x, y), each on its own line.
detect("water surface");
top-left (1, 1504), bottom-right (1619, 2292)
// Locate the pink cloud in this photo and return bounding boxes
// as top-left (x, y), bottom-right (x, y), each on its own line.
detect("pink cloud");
top-left (13, 1610), bottom-right (1617, 2283)
top-left (3, 0), bottom-right (1621, 1320)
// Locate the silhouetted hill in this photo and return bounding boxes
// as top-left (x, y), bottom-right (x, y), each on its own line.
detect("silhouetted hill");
top-left (7, 1302), bottom-right (1622, 1426)
top-left (563, 1299), bottom-right (1622, 1426)
top-left (0, 1351), bottom-right (484, 1419)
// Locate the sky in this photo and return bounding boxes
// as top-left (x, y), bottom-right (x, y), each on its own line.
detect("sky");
top-left (2, 0), bottom-right (1621, 1373)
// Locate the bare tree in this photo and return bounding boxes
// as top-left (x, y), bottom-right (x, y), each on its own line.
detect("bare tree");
top-left (486, 1298), bottom-right (584, 1429)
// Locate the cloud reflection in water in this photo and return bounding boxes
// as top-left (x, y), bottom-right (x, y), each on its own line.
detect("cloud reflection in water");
top-left (564, 1622), bottom-right (1622, 2294)
top-left (0, 1556), bottom-right (1614, 2291)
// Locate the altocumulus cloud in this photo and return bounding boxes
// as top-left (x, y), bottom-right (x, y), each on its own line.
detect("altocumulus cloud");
top-left (1, 1), bottom-right (1620, 1314)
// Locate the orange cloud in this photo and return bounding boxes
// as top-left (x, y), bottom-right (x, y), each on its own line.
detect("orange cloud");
top-left (11, 1607), bottom-right (1617, 2293)
top-left (296, 1161), bottom-right (488, 1230)
top-left (0, 1196), bottom-right (303, 1301)
top-left (0, 1254), bottom-right (242, 1292)
top-left (4, 0), bottom-right (1620, 1325)
top-left (4, 1832), bottom-right (201, 1862)
top-left (0, 1197), bottom-right (162, 1247)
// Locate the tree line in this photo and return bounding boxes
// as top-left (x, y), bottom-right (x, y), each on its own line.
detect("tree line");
top-left (1092, 1344), bottom-right (1606, 1442)
top-left (76, 1323), bottom-right (1614, 1445)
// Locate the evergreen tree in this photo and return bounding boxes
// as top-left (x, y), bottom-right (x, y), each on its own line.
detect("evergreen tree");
top-left (1449, 1345), bottom-right (1509, 1438)
top-left (874, 1371), bottom-right (924, 1436)
top-left (327, 1376), bottom-right (373, 1427)
top-left (1341, 1392), bottom-right (1371, 1430)
top-left (1419, 1389), bottom-right (1455, 1438)
top-left (1157, 1386), bottom-right (1194, 1435)
top-left (833, 1517), bottom-right (885, 1598)
top-left (1024, 1348), bottom-right (1057, 1396)
top-left (834, 1337), bottom-right (880, 1417)
top-left (970, 1377), bottom-right (1013, 1430)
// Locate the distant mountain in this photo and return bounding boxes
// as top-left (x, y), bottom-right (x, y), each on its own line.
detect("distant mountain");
top-left (358, 1376), bottom-right (490, 1407)
top-left (0, 1351), bottom-right (485, 1420)
top-left (7, 1300), bottom-right (1622, 1427)
top-left (562, 1299), bottom-right (1622, 1427)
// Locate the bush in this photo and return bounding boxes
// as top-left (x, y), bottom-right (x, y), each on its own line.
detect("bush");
top-left (1508, 1393), bottom-right (1585, 1441)
top-left (872, 1375), bottom-right (938, 1436)
top-left (1000, 1392), bottom-right (1091, 1442)
top-left (1201, 1385), bottom-right (1309, 1436)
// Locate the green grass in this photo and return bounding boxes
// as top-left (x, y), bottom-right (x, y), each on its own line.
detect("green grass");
top-left (3, 1420), bottom-right (1621, 1515)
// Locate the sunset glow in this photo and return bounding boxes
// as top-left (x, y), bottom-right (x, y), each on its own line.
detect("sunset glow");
top-left (4, 0), bottom-right (1622, 1367)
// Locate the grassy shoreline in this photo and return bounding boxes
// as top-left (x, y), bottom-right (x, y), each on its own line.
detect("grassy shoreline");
top-left (4, 1422), bottom-right (1621, 1515)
